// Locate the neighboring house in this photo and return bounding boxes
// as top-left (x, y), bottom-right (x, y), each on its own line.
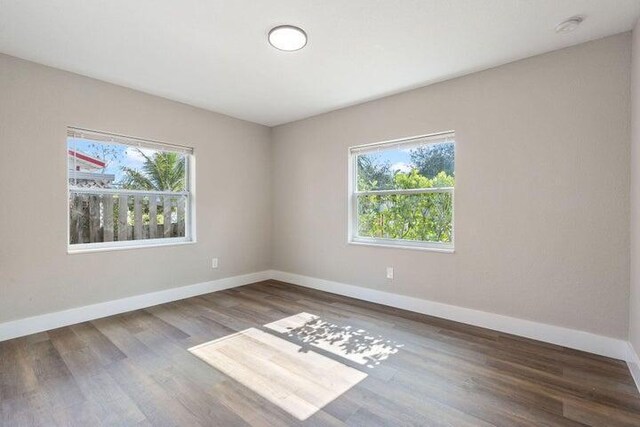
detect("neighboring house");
top-left (68, 149), bottom-right (115, 188)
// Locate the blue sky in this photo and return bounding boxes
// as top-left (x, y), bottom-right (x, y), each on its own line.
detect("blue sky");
top-left (68, 137), bottom-right (153, 183)
top-left (362, 148), bottom-right (414, 173)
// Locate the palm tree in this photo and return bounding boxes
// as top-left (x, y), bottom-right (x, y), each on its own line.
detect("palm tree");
top-left (121, 149), bottom-right (185, 191)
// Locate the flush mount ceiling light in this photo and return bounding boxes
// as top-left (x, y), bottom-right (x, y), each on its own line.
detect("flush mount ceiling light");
top-left (555, 16), bottom-right (585, 34)
top-left (268, 25), bottom-right (307, 51)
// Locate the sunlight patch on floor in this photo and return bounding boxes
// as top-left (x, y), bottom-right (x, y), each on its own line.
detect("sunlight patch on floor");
top-left (189, 327), bottom-right (367, 421)
top-left (264, 312), bottom-right (402, 368)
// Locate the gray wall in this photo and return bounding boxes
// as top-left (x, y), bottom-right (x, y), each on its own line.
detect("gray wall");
top-left (1, 34), bottom-right (633, 341)
top-left (630, 22), bottom-right (640, 352)
top-left (0, 54), bottom-right (272, 323)
top-left (271, 34), bottom-right (631, 339)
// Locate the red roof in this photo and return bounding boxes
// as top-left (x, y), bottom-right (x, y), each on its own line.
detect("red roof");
top-left (68, 150), bottom-right (106, 168)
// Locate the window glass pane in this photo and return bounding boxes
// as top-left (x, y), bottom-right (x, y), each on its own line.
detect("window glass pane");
top-left (356, 142), bottom-right (455, 191)
top-left (68, 192), bottom-right (188, 244)
top-left (357, 192), bottom-right (453, 243)
top-left (67, 132), bottom-right (190, 247)
top-left (68, 137), bottom-right (187, 191)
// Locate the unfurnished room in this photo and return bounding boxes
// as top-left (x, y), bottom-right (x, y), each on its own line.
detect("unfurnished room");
top-left (4, 1), bottom-right (640, 426)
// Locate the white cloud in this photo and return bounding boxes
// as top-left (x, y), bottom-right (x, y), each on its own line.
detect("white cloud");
top-left (391, 162), bottom-right (412, 173)
top-left (124, 147), bottom-right (155, 164)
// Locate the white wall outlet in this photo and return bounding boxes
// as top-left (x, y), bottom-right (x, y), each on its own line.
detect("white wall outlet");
top-left (211, 258), bottom-right (219, 269)
top-left (386, 267), bottom-right (394, 279)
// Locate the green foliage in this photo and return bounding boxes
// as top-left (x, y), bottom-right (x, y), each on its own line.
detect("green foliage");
top-left (357, 155), bottom-right (393, 191)
top-left (121, 150), bottom-right (186, 191)
top-left (393, 169), bottom-right (431, 189)
top-left (358, 171), bottom-right (454, 243)
top-left (410, 142), bottom-right (455, 179)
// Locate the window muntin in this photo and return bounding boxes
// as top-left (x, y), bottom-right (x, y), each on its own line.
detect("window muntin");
top-left (67, 128), bottom-right (194, 252)
top-left (349, 132), bottom-right (455, 251)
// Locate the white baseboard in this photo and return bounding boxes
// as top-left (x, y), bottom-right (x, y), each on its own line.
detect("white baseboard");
top-left (269, 270), bottom-right (630, 361)
top-left (628, 343), bottom-right (640, 392)
top-left (0, 270), bottom-right (271, 342)
top-left (0, 268), bottom-right (632, 368)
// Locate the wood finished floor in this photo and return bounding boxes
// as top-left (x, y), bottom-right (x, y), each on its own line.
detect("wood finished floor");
top-left (1, 280), bottom-right (640, 426)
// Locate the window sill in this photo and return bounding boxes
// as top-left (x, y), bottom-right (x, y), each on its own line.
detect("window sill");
top-left (68, 239), bottom-right (196, 254)
top-left (348, 239), bottom-right (454, 253)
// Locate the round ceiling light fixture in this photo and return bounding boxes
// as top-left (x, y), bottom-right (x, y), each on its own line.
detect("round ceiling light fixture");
top-left (268, 25), bottom-right (307, 51)
top-left (555, 16), bottom-right (585, 34)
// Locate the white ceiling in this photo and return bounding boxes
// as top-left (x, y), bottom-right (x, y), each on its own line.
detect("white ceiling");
top-left (1, 1), bottom-right (639, 126)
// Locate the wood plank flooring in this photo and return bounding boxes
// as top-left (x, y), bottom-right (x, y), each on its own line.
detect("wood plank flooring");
top-left (1, 280), bottom-right (639, 426)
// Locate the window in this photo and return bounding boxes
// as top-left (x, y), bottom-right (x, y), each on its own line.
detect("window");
top-left (349, 132), bottom-right (455, 251)
top-left (67, 128), bottom-right (194, 252)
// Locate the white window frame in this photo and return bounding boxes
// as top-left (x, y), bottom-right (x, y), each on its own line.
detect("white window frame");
top-left (66, 127), bottom-right (196, 254)
top-left (348, 131), bottom-right (455, 253)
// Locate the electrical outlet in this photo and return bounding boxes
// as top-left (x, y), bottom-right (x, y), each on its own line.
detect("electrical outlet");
top-left (211, 258), bottom-right (219, 269)
top-left (386, 267), bottom-right (394, 279)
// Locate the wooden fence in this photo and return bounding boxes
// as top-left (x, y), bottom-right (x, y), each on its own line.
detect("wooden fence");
top-left (69, 189), bottom-right (187, 244)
